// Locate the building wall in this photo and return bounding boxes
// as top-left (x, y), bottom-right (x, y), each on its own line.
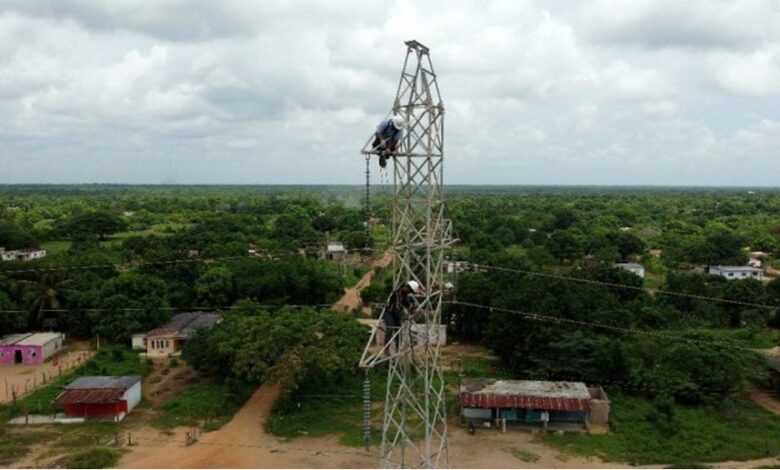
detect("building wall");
top-left (40, 334), bottom-right (65, 360)
top-left (64, 401), bottom-right (128, 417)
top-left (0, 345), bottom-right (43, 364)
top-left (123, 381), bottom-right (142, 412)
top-left (131, 335), bottom-right (146, 350)
top-left (588, 387), bottom-right (611, 427)
top-left (146, 336), bottom-right (178, 358)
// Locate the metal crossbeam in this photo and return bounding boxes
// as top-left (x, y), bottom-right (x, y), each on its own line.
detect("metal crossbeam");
top-left (359, 40), bottom-right (450, 469)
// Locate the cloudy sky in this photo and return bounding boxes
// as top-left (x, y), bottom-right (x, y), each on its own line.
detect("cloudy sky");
top-left (1, 0), bottom-right (779, 186)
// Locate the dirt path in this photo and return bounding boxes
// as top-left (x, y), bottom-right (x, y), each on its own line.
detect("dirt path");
top-left (117, 383), bottom-right (376, 468)
top-left (0, 349), bottom-right (93, 403)
top-left (749, 389), bottom-right (780, 415)
top-left (332, 250), bottom-right (392, 313)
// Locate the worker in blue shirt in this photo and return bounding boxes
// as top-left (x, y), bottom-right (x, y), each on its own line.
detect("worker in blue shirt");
top-left (372, 115), bottom-right (406, 168)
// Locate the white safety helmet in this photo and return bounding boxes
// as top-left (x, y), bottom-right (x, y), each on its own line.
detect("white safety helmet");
top-left (391, 115), bottom-right (407, 130)
top-left (406, 280), bottom-right (421, 292)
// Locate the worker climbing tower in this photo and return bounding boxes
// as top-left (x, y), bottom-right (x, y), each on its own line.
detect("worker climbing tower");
top-left (360, 40), bottom-right (451, 468)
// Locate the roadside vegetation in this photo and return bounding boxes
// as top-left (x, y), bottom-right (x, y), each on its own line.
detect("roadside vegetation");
top-left (154, 379), bottom-right (256, 432)
top-left (543, 393), bottom-right (780, 465)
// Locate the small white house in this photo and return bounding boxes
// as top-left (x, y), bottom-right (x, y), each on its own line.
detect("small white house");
top-left (324, 242), bottom-right (346, 261)
top-left (1, 248), bottom-right (47, 262)
top-left (708, 265), bottom-right (763, 281)
top-left (613, 262), bottom-right (645, 278)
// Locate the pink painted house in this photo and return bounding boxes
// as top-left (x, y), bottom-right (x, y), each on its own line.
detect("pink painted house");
top-left (0, 332), bottom-right (64, 365)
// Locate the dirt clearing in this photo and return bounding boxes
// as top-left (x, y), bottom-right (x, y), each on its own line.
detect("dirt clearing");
top-left (0, 349), bottom-right (93, 403)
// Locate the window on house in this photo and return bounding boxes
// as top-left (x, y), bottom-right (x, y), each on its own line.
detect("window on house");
top-left (728, 272), bottom-right (734, 277)
top-left (31, 351), bottom-right (36, 357)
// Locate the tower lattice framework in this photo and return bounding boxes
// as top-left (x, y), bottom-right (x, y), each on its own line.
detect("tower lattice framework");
top-left (360, 40), bottom-right (452, 469)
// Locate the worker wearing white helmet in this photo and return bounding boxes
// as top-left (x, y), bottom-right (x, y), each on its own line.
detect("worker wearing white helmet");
top-left (372, 114), bottom-right (407, 169)
top-left (383, 279), bottom-right (421, 353)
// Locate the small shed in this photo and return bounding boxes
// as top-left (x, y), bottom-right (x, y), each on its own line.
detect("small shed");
top-left (56, 376), bottom-right (142, 422)
top-left (613, 262), bottom-right (645, 278)
top-left (324, 242), bottom-right (346, 261)
top-left (459, 378), bottom-right (609, 432)
top-left (0, 332), bottom-right (65, 365)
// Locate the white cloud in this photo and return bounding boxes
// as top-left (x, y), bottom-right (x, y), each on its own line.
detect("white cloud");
top-left (0, 1), bottom-right (779, 185)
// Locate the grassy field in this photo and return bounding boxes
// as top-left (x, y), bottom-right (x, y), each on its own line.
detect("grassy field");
top-left (154, 379), bottom-right (255, 432)
top-left (542, 393), bottom-right (780, 465)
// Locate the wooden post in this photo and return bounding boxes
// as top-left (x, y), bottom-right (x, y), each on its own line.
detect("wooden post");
top-left (128, 432), bottom-right (132, 446)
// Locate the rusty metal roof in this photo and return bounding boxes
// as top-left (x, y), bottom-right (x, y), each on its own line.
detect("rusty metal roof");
top-left (459, 378), bottom-right (591, 412)
top-left (56, 388), bottom-right (126, 405)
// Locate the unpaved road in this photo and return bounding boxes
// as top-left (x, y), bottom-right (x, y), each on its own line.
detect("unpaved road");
top-left (117, 383), bottom-right (375, 468)
top-left (332, 250), bottom-right (392, 313)
top-left (749, 389), bottom-right (780, 415)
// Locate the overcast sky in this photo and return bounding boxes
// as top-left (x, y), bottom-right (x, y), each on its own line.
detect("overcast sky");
top-left (1, 0), bottom-right (779, 186)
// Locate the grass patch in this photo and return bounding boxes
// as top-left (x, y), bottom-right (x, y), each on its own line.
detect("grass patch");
top-left (266, 372), bottom-right (385, 447)
top-left (66, 447), bottom-right (120, 469)
top-left (0, 429), bottom-right (56, 466)
top-left (542, 393), bottom-right (780, 465)
top-left (508, 448), bottom-right (540, 462)
top-left (154, 379), bottom-right (255, 431)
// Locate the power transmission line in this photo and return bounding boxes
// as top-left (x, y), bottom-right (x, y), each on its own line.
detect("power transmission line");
top-left (445, 301), bottom-right (760, 352)
top-left (469, 262), bottom-right (780, 311)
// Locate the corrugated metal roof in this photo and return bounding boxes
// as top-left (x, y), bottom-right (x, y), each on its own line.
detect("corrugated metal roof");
top-left (65, 376), bottom-right (141, 390)
top-left (56, 388), bottom-right (126, 405)
top-left (459, 378), bottom-right (591, 412)
top-left (146, 312), bottom-right (221, 338)
top-left (0, 333), bottom-right (33, 345)
top-left (711, 265), bottom-right (762, 272)
top-left (16, 332), bottom-right (62, 346)
top-left (327, 242), bottom-right (345, 252)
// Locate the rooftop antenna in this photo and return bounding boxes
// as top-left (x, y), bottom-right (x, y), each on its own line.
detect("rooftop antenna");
top-left (360, 39), bottom-right (451, 469)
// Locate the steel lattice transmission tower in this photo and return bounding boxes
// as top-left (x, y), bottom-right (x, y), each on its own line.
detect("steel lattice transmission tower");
top-left (360, 40), bottom-right (453, 469)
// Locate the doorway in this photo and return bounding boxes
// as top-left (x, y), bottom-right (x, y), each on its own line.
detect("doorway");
top-left (14, 349), bottom-right (22, 364)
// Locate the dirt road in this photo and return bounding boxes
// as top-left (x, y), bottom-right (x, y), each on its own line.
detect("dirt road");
top-left (749, 389), bottom-right (780, 415)
top-left (0, 350), bottom-right (93, 403)
top-left (332, 250), bottom-right (392, 313)
top-left (117, 383), bottom-right (376, 468)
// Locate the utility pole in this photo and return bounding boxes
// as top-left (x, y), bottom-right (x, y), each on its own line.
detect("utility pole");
top-left (359, 40), bottom-right (451, 469)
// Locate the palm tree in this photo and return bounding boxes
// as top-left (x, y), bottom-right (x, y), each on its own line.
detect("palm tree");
top-left (19, 273), bottom-right (72, 329)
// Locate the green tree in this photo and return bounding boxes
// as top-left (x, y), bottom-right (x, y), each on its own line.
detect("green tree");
top-left (195, 267), bottom-right (234, 307)
top-left (93, 272), bottom-right (170, 342)
top-left (0, 291), bottom-right (26, 335)
top-left (545, 229), bottom-right (583, 264)
top-left (19, 272), bottom-right (72, 329)
top-left (67, 211), bottom-right (127, 240)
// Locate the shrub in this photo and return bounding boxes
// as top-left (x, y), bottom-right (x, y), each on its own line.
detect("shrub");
top-left (66, 448), bottom-right (120, 469)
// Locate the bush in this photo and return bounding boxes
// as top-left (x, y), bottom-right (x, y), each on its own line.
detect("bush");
top-left (66, 448), bottom-right (120, 469)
